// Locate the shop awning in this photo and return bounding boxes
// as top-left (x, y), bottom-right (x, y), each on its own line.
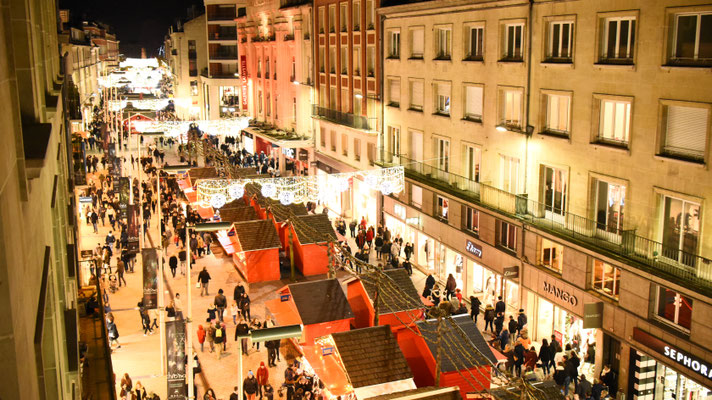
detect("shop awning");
top-left (265, 297), bottom-right (303, 327)
top-left (197, 205), bottom-right (214, 219)
top-left (216, 231), bottom-right (238, 255)
top-left (185, 190), bottom-right (197, 203)
top-left (177, 178), bottom-right (191, 190)
top-left (301, 345), bottom-right (351, 397)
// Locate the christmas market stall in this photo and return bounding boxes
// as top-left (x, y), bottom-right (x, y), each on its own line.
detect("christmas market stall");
top-left (287, 214), bottom-right (338, 276)
top-left (470, 381), bottom-right (565, 400)
top-left (368, 387), bottom-right (462, 400)
top-left (231, 220), bottom-right (282, 282)
top-left (398, 314), bottom-right (497, 398)
top-left (302, 326), bottom-right (417, 400)
top-left (266, 278), bottom-right (353, 345)
top-left (184, 167), bottom-right (221, 219)
top-left (214, 204), bottom-right (260, 255)
top-left (346, 269), bottom-right (425, 332)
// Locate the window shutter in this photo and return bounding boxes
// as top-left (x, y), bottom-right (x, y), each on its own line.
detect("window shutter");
top-left (412, 29), bottom-right (424, 55)
top-left (466, 86), bottom-right (483, 117)
top-left (411, 80), bottom-right (423, 107)
top-left (389, 79), bottom-right (400, 103)
top-left (437, 83), bottom-right (450, 98)
top-left (665, 105), bottom-right (708, 159)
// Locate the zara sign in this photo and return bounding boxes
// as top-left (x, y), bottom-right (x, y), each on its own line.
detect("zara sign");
top-left (465, 240), bottom-right (483, 258)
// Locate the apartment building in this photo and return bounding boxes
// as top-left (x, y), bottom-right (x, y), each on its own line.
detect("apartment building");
top-left (202, 0), bottom-right (245, 120)
top-left (82, 21), bottom-right (120, 66)
top-left (379, 0), bottom-right (712, 398)
top-left (312, 0), bottom-right (382, 223)
top-left (236, 0), bottom-right (315, 174)
top-left (1, 0), bottom-right (83, 398)
top-left (165, 14), bottom-right (209, 120)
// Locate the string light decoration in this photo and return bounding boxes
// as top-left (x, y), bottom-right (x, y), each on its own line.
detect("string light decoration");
top-left (108, 98), bottom-right (171, 111)
top-left (131, 118), bottom-right (250, 137)
top-left (194, 167), bottom-right (405, 208)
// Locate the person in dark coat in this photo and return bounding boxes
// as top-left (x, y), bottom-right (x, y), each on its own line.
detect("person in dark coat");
top-left (495, 296), bottom-right (506, 315)
top-left (494, 312), bottom-right (505, 335)
top-left (483, 304), bottom-right (495, 332)
top-left (576, 374), bottom-right (592, 399)
top-left (445, 274), bottom-right (457, 300)
top-left (601, 364), bottom-right (618, 397)
top-left (508, 315), bottom-right (518, 336)
top-left (538, 339), bottom-right (552, 376)
top-left (517, 309), bottom-right (527, 336)
top-left (234, 283), bottom-right (245, 303)
top-left (513, 342), bottom-right (525, 377)
top-left (422, 273), bottom-right (436, 298)
top-left (243, 370), bottom-right (259, 400)
top-left (169, 255), bottom-right (178, 278)
top-left (469, 295), bottom-right (481, 323)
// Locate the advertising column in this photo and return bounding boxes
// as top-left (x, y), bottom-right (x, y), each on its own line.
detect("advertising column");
top-left (141, 248), bottom-right (159, 309)
top-left (165, 320), bottom-right (187, 399)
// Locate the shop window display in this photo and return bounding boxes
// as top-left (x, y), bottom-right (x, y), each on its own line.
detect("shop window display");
top-left (655, 286), bottom-right (693, 330)
top-left (657, 363), bottom-right (711, 400)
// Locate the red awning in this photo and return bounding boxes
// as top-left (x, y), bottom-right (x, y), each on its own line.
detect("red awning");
top-left (185, 190), bottom-right (197, 203)
top-left (217, 232), bottom-right (238, 255)
top-left (177, 179), bottom-right (191, 190)
top-left (301, 345), bottom-right (351, 397)
top-left (197, 206), bottom-right (214, 219)
top-left (265, 297), bottom-right (302, 327)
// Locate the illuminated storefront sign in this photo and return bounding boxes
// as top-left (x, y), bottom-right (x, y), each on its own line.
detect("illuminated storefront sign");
top-left (634, 327), bottom-right (712, 381)
top-left (543, 281), bottom-right (578, 306)
top-left (465, 240), bottom-right (482, 258)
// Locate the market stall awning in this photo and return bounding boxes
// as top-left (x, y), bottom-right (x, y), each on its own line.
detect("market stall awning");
top-left (301, 344), bottom-right (351, 397)
top-left (265, 297), bottom-right (303, 327)
top-left (185, 190), bottom-right (197, 203)
top-left (178, 178), bottom-right (191, 190)
top-left (197, 205), bottom-right (214, 219)
top-left (216, 231), bottom-right (238, 255)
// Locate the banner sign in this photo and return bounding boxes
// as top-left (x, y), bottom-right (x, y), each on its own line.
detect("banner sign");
top-left (166, 320), bottom-right (187, 400)
top-left (119, 177), bottom-right (130, 219)
top-left (465, 240), bottom-right (483, 258)
top-left (127, 204), bottom-right (139, 253)
top-left (240, 55), bottom-right (248, 110)
top-left (583, 302), bottom-right (604, 329)
top-left (141, 248), bottom-right (158, 309)
top-left (111, 148), bottom-right (121, 179)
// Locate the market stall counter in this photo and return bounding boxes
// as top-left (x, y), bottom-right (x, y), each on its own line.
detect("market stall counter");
top-left (214, 205), bottom-right (261, 255)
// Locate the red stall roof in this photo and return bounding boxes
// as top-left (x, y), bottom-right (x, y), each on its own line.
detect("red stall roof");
top-left (288, 279), bottom-right (353, 325)
top-left (416, 315), bottom-right (497, 372)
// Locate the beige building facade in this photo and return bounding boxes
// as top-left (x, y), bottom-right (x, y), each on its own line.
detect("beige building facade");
top-left (166, 14), bottom-right (209, 120)
top-left (379, 0), bottom-right (712, 397)
top-left (0, 0), bottom-right (82, 398)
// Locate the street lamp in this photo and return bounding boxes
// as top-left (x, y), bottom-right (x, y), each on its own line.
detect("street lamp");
top-left (236, 325), bottom-right (303, 398)
top-left (184, 221), bottom-right (231, 399)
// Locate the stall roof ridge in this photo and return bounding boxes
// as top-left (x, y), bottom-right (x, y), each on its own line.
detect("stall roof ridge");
top-left (288, 279), bottom-right (353, 325)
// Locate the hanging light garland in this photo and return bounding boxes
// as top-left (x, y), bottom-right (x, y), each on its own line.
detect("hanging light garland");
top-left (108, 98), bottom-right (171, 111)
top-left (131, 118), bottom-right (251, 137)
top-left (194, 167), bottom-right (405, 208)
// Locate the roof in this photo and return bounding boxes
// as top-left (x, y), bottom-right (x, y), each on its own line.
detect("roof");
top-left (369, 387), bottom-right (462, 400)
top-left (232, 220), bottom-right (282, 251)
top-left (416, 314), bottom-right (497, 373)
top-left (234, 167), bottom-right (258, 178)
top-left (331, 326), bottom-right (413, 388)
top-left (268, 202), bottom-right (308, 222)
top-left (294, 214), bottom-right (337, 244)
top-left (360, 269), bottom-right (423, 314)
top-left (488, 381), bottom-right (565, 400)
top-left (188, 167), bottom-right (219, 181)
top-left (288, 279), bottom-right (353, 325)
top-left (222, 199), bottom-right (248, 209)
top-left (219, 205), bottom-right (259, 223)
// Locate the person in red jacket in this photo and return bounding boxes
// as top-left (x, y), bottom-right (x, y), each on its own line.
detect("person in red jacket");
top-left (197, 325), bottom-right (206, 352)
top-left (256, 361), bottom-right (269, 399)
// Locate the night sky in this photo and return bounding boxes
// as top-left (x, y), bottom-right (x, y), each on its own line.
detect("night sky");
top-left (59, 0), bottom-right (204, 58)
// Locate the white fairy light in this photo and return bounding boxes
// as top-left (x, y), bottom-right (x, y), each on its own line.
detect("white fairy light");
top-left (210, 193), bottom-right (227, 209)
top-left (228, 184), bottom-right (245, 199)
top-left (279, 191), bottom-right (294, 205)
top-left (261, 182), bottom-right (277, 198)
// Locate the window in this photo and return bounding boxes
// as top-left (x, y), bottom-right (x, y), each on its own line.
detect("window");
top-left (257, 59), bottom-right (262, 77)
top-left (655, 286), bottom-right (693, 330)
top-left (291, 58), bottom-right (296, 81)
top-left (354, 138), bottom-right (362, 161)
top-left (497, 220), bottom-right (516, 251)
top-left (464, 206), bottom-right (479, 234)
top-left (597, 97), bottom-right (632, 146)
top-left (388, 126), bottom-right (400, 155)
top-left (330, 130), bottom-right (337, 151)
top-left (464, 85), bottom-right (483, 122)
top-left (593, 178), bottom-right (626, 235)
top-left (367, 143), bottom-right (376, 165)
top-left (437, 196), bottom-right (449, 220)
top-left (265, 57), bottom-right (270, 77)
top-left (320, 127), bottom-right (326, 147)
top-left (341, 88), bottom-right (349, 112)
top-left (502, 22), bottom-right (524, 61)
top-left (319, 86), bottom-right (326, 107)
top-left (319, 47), bottom-right (325, 73)
top-left (342, 133), bottom-right (349, 156)
top-left (318, 7), bottom-right (325, 34)
top-left (353, 92), bottom-right (362, 115)
top-left (464, 144), bottom-right (481, 182)
top-left (341, 47), bottom-right (348, 74)
top-left (500, 155), bottom-right (519, 193)
top-left (387, 78), bottom-right (401, 107)
top-left (329, 5), bottom-right (336, 33)
top-left (353, 46), bottom-right (361, 75)
top-left (190, 81), bottom-right (198, 96)
top-left (367, 46), bottom-right (375, 77)
top-left (434, 82), bottom-right (451, 115)
top-left (409, 79), bottom-right (424, 111)
top-left (540, 238), bottom-right (563, 273)
top-left (465, 25), bottom-right (484, 60)
top-left (500, 88), bottom-right (523, 129)
top-left (541, 165), bottom-right (567, 216)
top-left (293, 97), bottom-right (297, 121)
top-left (411, 184), bottom-right (423, 208)
top-left (435, 26), bottom-right (452, 59)
top-left (410, 27), bottom-right (424, 59)
top-left (436, 137), bottom-right (450, 172)
top-left (592, 260), bottom-right (620, 300)
top-left (661, 102), bottom-right (709, 162)
top-left (329, 47), bottom-right (336, 73)
top-left (546, 21), bottom-right (574, 62)
top-left (340, 3), bottom-right (347, 32)
top-left (544, 92), bottom-right (571, 136)
top-left (330, 87), bottom-right (337, 109)
top-left (670, 12), bottom-right (712, 66)
top-left (389, 30), bottom-right (401, 58)
top-left (353, 1), bottom-right (360, 31)
top-left (600, 16), bottom-right (636, 64)
top-left (660, 195), bottom-right (700, 267)
top-left (258, 91), bottom-right (263, 113)
top-left (366, 0), bottom-right (374, 29)
top-left (266, 93), bottom-right (271, 116)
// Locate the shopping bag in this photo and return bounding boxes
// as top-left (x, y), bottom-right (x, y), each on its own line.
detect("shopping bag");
top-left (196, 282), bottom-right (201, 288)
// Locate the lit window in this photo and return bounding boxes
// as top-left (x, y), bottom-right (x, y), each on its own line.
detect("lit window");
top-left (540, 238), bottom-right (563, 273)
top-left (463, 144), bottom-right (481, 182)
top-left (437, 196), bottom-right (449, 220)
top-left (597, 97), bottom-right (632, 147)
top-left (435, 26), bottom-right (452, 59)
top-left (394, 204), bottom-right (406, 219)
top-left (464, 206), bottom-right (479, 234)
top-left (464, 85), bottom-right (483, 122)
top-left (655, 286), bottom-right (692, 330)
top-left (410, 27), bottom-right (424, 59)
top-left (434, 82), bottom-right (451, 115)
top-left (409, 79), bottom-right (424, 111)
top-left (660, 103), bottom-right (709, 162)
top-left (497, 220), bottom-right (516, 251)
top-left (389, 30), bottom-right (401, 58)
top-left (500, 88), bottom-right (523, 129)
top-left (660, 195), bottom-right (700, 267)
top-left (544, 93), bottom-right (571, 136)
top-left (592, 260), bottom-right (620, 299)
top-left (411, 184), bottom-right (422, 208)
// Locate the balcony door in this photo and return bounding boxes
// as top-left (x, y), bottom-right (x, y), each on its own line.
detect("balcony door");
top-left (409, 130), bottom-right (423, 173)
top-left (594, 179), bottom-right (625, 240)
top-left (541, 165), bottom-right (567, 221)
top-left (436, 137), bottom-right (450, 181)
top-left (661, 196), bottom-right (700, 267)
top-left (388, 126), bottom-right (401, 163)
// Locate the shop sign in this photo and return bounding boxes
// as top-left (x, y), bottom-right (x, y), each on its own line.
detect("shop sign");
top-left (406, 217), bottom-right (420, 226)
top-left (280, 293), bottom-right (291, 302)
top-left (80, 250), bottom-right (93, 259)
top-left (465, 240), bottom-right (483, 258)
top-left (394, 204), bottom-right (406, 220)
top-left (79, 196), bottom-right (93, 203)
top-left (583, 302), bottom-right (604, 329)
top-left (298, 149), bottom-right (309, 162)
top-left (633, 327), bottom-right (712, 381)
top-left (240, 55), bottom-right (248, 110)
top-left (503, 265), bottom-right (519, 280)
top-left (543, 281), bottom-right (578, 306)
top-left (282, 148), bottom-right (295, 158)
top-left (322, 346), bottom-right (334, 356)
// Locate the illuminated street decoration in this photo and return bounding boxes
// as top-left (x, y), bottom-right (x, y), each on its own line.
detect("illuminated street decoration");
top-left (108, 98), bottom-right (171, 111)
top-left (195, 167), bottom-right (405, 208)
top-left (132, 118), bottom-right (250, 137)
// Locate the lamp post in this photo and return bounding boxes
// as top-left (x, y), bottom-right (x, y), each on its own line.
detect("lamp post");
top-left (237, 325), bottom-right (303, 399)
top-left (186, 221), bottom-right (232, 399)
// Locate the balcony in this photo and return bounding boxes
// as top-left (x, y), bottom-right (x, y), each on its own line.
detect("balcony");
top-left (312, 105), bottom-right (373, 131)
top-left (207, 12), bottom-right (236, 21)
top-left (209, 51), bottom-right (238, 60)
top-left (377, 150), bottom-right (712, 295)
top-left (210, 32), bottom-right (237, 41)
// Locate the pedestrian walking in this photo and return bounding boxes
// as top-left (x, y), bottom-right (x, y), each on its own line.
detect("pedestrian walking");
top-left (197, 325), bottom-right (206, 352)
top-left (175, 293), bottom-right (184, 320)
top-left (214, 289), bottom-right (227, 322)
top-left (116, 257), bottom-right (126, 287)
top-left (470, 295), bottom-right (482, 323)
top-left (231, 300), bottom-right (239, 325)
top-left (484, 304), bottom-right (495, 332)
top-left (257, 362), bottom-right (269, 398)
top-left (214, 322), bottom-right (224, 359)
top-left (198, 267), bottom-right (211, 296)
top-left (169, 255), bottom-right (178, 278)
top-left (445, 274), bottom-right (457, 300)
top-left (243, 371), bottom-right (259, 400)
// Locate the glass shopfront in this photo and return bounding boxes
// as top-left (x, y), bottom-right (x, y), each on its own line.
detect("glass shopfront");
top-left (468, 259), bottom-right (519, 312)
top-left (437, 244), bottom-right (464, 291)
top-left (353, 177), bottom-right (377, 228)
top-left (658, 364), bottom-right (711, 400)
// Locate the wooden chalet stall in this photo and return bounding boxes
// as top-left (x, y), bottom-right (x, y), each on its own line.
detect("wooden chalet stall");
top-left (288, 214), bottom-right (338, 276)
top-left (231, 220), bottom-right (282, 282)
top-left (303, 326), bottom-right (417, 400)
top-left (398, 315), bottom-right (497, 399)
top-left (180, 167), bottom-right (220, 219)
top-left (369, 387), bottom-right (462, 400)
top-left (346, 269), bottom-right (425, 332)
top-left (214, 203), bottom-right (260, 255)
top-left (266, 279), bottom-right (353, 345)
top-left (472, 381), bottom-right (564, 400)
